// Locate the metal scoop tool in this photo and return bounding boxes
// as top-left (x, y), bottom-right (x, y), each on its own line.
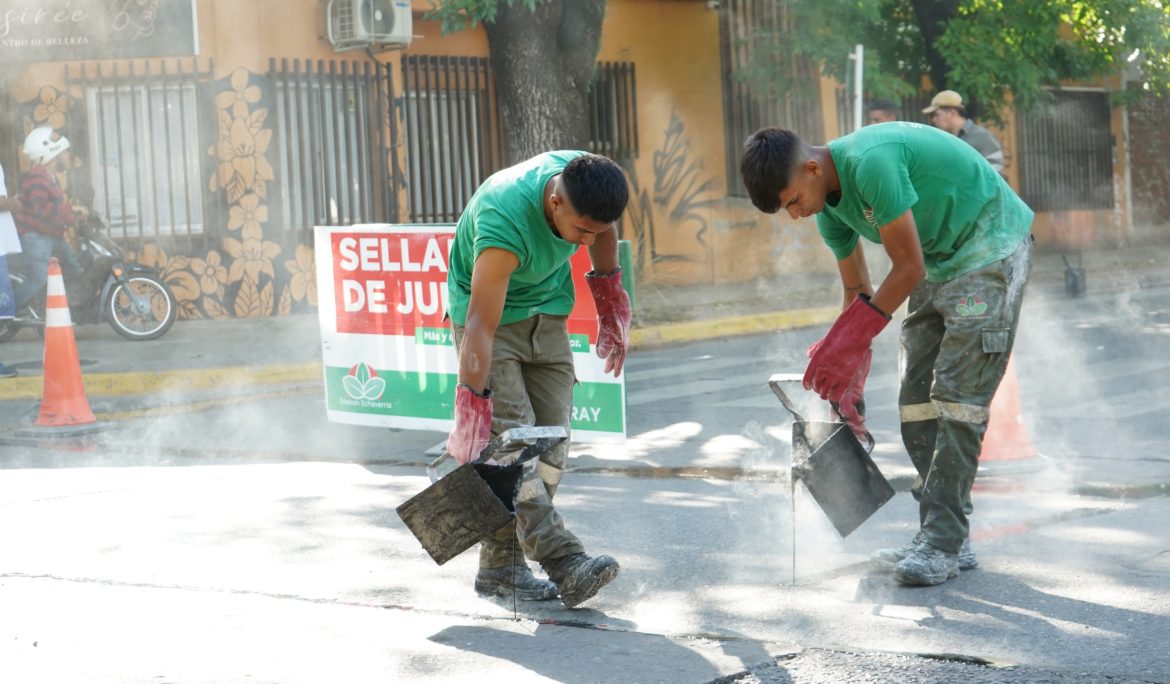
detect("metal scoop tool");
top-left (396, 426), bottom-right (568, 565)
top-left (769, 374), bottom-right (894, 538)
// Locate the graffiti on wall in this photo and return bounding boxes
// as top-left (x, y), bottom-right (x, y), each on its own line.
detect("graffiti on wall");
top-left (622, 108), bottom-right (717, 276)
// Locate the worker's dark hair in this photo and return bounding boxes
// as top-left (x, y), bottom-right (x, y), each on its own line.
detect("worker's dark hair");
top-left (739, 127), bottom-right (807, 214)
top-left (868, 98), bottom-right (901, 118)
top-left (560, 154), bottom-right (629, 224)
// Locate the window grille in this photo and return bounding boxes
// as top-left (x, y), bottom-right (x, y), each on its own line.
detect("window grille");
top-left (1017, 90), bottom-right (1114, 212)
top-left (68, 59), bottom-right (211, 247)
top-left (271, 59), bottom-right (397, 239)
top-left (402, 56), bottom-right (639, 223)
top-left (402, 56), bottom-right (505, 224)
top-left (589, 62), bottom-right (639, 162)
top-left (719, 0), bottom-right (824, 198)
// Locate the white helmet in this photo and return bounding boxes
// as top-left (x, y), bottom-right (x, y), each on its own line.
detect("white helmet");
top-left (23, 126), bottom-right (70, 165)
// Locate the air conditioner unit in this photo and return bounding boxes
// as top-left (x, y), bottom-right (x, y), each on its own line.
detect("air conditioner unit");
top-left (327, 0), bottom-right (412, 52)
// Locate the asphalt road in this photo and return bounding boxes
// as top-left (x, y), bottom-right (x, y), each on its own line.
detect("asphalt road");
top-left (1, 283), bottom-right (1169, 683)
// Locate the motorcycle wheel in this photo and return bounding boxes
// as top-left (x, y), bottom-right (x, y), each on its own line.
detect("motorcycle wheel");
top-left (106, 274), bottom-right (177, 341)
top-left (0, 318), bottom-right (17, 343)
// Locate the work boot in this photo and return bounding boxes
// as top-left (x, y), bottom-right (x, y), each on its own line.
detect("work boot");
top-left (872, 537), bottom-right (978, 571)
top-left (541, 553), bottom-right (620, 608)
top-left (474, 562), bottom-right (559, 601)
top-left (894, 542), bottom-right (960, 586)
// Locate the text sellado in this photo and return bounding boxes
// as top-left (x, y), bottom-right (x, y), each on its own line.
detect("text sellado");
top-left (337, 236), bottom-right (453, 315)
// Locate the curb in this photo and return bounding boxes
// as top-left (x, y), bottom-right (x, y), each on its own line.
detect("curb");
top-left (1, 307), bottom-right (836, 402)
top-left (0, 362), bottom-right (322, 402)
top-left (629, 306), bottom-right (838, 349)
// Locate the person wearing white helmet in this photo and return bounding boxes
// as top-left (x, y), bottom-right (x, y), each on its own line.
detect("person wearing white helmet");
top-left (12, 126), bottom-right (89, 313)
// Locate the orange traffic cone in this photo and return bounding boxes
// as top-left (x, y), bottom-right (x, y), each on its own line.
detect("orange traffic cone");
top-left (979, 356), bottom-right (1039, 471)
top-left (35, 257), bottom-right (97, 428)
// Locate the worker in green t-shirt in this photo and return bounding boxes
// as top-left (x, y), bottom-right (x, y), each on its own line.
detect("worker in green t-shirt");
top-left (446, 151), bottom-right (630, 608)
top-left (740, 122), bottom-right (1033, 587)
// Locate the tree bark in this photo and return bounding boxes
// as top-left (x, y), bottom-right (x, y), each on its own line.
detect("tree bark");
top-left (483, 0), bottom-right (606, 164)
top-left (909, 0), bottom-right (959, 92)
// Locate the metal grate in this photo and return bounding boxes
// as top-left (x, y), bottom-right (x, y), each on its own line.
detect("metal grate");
top-left (402, 55), bottom-right (507, 224)
top-left (65, 58), bottom-right (214, 252)
top-left (270, 58), bottom-right (399, 241)
top-left (719, 0), bottom-right (825, 198)
top-left (1017, 90), bottom-right (1114, 212)
top-left (589, 62), bottom-right (639, 162)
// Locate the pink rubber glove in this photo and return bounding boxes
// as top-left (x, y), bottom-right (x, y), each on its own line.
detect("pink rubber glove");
top-left (586, 268), bottom-right (632, 377)
top-left (804, 294), bottom-right (889, 402)
top-left (448, 384), bottom-right (492, 465)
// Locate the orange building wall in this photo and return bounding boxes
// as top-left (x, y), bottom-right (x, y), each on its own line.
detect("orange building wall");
top-left (4, 0), bottom-right (1136, 320)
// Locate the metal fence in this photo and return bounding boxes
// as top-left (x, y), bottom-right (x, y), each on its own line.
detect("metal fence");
top-left (402, 55), bottom-right (640, 224)
top-left (719, 0), bottom-right (824, 198)
top-left (590, 61), bottom-right (639, 162)
top-left (1017, 89), bottom-right (1114, 212)
top-left (270, 58), bottom-right (398, 241)
top-left (65, 58), bottom-right (215, 251)
top-left (401, 55), bottom-right (507, 224)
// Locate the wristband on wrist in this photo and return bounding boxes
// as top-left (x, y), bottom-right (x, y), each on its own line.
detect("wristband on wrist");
top-left (585, 267), bottom-right (621, 279)
top-left (457, 383), bottom-right (491, 398)
top-left (858, 293), bottom-right (891, 320)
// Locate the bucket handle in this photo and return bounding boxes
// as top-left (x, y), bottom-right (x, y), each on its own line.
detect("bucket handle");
top-left (1062, 251), bottom-right (1082, 269)
top-left (767, 373), bottom-right (808, 423)
top-left (427, 425), bottom-right (569, 483)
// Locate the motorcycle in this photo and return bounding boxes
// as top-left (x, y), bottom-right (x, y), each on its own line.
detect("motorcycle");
top-left (0, 212), bottom-right (177, 342)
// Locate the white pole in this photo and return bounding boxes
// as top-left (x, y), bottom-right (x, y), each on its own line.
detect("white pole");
top-left (853, 44), bottom-right (864, 132)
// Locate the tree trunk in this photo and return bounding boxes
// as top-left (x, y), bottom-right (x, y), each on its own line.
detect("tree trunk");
top-left (910, 0), bottom-right (959, 93)
top-left (483, 0), bottom-right (606, 164)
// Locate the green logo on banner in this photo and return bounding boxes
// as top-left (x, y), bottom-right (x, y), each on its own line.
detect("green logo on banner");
top-left (342, 362), bottom-right (386, 400)
top-left (325, 365), bottom-right (624, 434)
top-left (416, 327), bottom-right (454, 346)
top-left (569, 334), bottom-right (591, 353)
top-left (326, 366), bottom-right (456, 418)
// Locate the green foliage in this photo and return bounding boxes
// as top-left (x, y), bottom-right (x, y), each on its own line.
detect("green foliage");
top-left (738, 0), bottom-right (927, 101)
top-left (425, 0), bottom-right (540, 34)
top-left (936, 0), bottom-right (1170, 122)
top-left (743, 0), bottom-right (1170, 125)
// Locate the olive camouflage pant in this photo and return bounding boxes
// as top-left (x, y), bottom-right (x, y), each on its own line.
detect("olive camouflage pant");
top-left (452, 314), bottom-right (585, 569)
top-left (899, 238), bottom-right (1032, 553)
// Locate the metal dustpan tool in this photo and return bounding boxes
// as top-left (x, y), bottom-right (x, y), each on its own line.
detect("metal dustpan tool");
top-left (396, 426), bottom-right (567, 566)
top-left (769, 374), bottom-right (894, 538)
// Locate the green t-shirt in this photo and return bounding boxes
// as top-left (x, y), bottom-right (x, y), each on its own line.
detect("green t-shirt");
top-left (447, 150), bottom-right (587, 327)
top-left (817, 122), bottom-right (1034, 282)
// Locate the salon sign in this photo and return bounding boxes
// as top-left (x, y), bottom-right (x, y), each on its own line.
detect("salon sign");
top-left (314, 224), bottom-right (627, 443)
top-left (0, 0), bottom-right (198, 62)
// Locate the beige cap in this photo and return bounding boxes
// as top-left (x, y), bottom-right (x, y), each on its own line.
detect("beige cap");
top-left (922, 90), bottom-right (964, 114)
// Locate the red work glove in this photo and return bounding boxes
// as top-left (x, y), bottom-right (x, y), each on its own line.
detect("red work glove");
top-left (804, 294), bottom-right (889, 403)
top-left (833, 349), bottom-right (873, 449)
top-left (586, 268), bottom-right (632, 377)
top-left (807, 339), bottom-right (872, 446)
top-left (448, 384), bottom-right (493, 465)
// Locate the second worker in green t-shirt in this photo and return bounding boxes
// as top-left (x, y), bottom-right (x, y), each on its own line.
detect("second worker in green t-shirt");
top-left (740, 122), bottom-right (1033, 588)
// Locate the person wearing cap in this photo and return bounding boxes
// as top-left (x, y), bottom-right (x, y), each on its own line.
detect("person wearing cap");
top-left (923, 90), bottom-right (1006, 177)
top-left (12, 126), bottom-right (88, 313)
top-left (867, 98), bottom-right (901, 125)
top-left (739, 122), bottom-right (1033, 586)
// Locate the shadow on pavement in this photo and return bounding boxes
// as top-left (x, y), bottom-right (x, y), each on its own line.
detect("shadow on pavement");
top-left (428, 620), bottom-right (741, 684)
